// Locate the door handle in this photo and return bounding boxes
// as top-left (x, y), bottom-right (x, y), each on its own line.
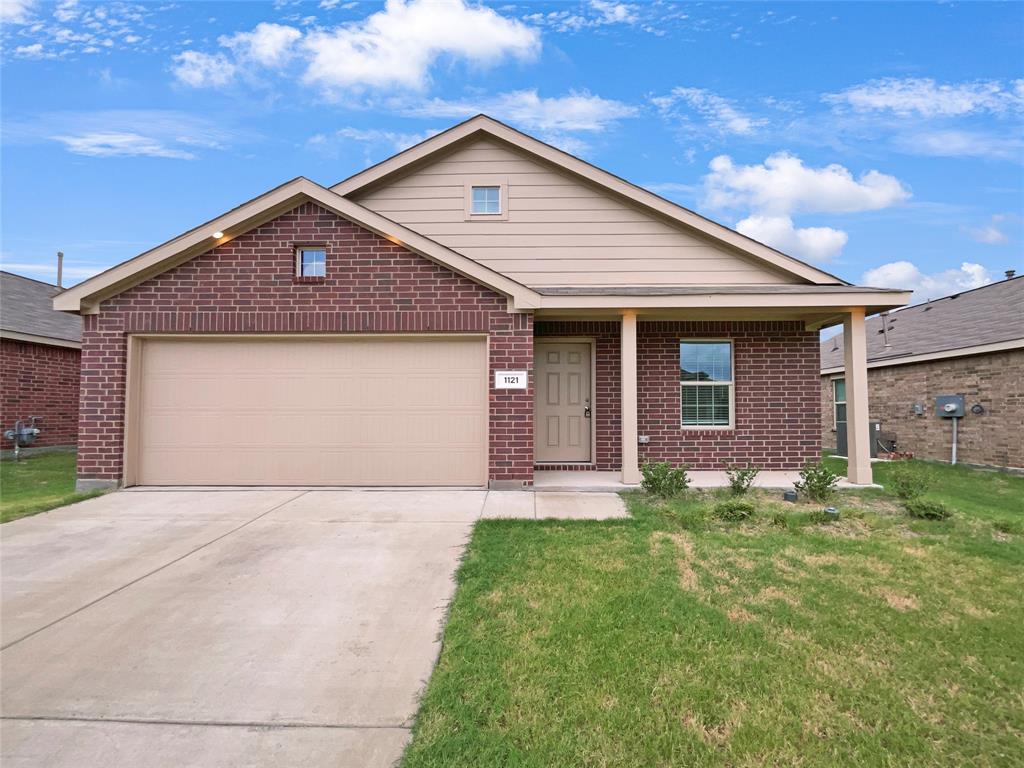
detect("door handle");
top-left (584, 406), bottom-right (592, 418)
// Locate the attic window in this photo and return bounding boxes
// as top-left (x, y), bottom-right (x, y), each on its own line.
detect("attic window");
top-left (471, 186), bottom-right (501, 214)
top-left (296, 247), bottom-right (326, 278)
top-left (464, 179), bottom-right (508, 220)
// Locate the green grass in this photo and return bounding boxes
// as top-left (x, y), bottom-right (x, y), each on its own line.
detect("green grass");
top-left (403, 461), bottom-right (1024, 767)
top-left (0, 452), bottom-right (105, 523)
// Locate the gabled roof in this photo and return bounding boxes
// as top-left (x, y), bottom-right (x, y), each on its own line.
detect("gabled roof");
top-left (53, 177), bottom-right (540, 313)
top-left (331, 114), bottom-right (847, 287)
top-left (1, 271), bottom-right (81, 347)
top-left (821, 275), bottom-right (1024, 371)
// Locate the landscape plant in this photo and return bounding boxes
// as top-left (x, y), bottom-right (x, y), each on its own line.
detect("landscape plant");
top-left (793, 461), bottom-right (840, 502)
top-left (724, 463), bottom-right (760, 495)
top-left (713, 498), bottom-right (756, 521)
top-left (640, 461), bottom-right (690, 498)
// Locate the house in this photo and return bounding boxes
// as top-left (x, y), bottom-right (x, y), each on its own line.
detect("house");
top-left (1, 271), bottom-right (82, 451)
top-left (821, 273), bottom-right (1023, 471)
top-left (54, 116), bottom-right (910, 491)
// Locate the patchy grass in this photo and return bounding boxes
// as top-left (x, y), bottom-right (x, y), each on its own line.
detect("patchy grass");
top-left (403, 462), bottom-right (1024, 767)
top-left (0, 452), bottom-right (105, 523)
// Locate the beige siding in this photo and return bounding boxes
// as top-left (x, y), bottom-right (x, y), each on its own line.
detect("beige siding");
top-left (353, 138), bottom-right (795, 288)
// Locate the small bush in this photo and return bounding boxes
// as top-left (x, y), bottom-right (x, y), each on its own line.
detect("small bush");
top-left (714, 499), bottom-right (756, 521)
top-left (793, 462), bottom-right (840, 502)
top-left (904, 498), bottom-right (951, 520)
top-left (724, 463), bottom-right (760, 495)
top-left (641, 461), bottom-right (690, 498)
top-left (888, 463), bottom-right (931, 500)
top-left (770, 511), bottom-right (788, 527)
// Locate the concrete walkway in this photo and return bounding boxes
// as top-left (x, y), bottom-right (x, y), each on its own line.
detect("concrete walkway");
top-left (0, 488), bottom-right (626, 768)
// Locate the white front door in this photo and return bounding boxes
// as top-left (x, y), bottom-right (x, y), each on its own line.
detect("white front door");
top-left (534, 342), bottom-right (592, 463)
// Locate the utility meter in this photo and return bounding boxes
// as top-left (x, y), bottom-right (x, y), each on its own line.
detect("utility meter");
top-left (935, 395), bottom-right (965, 418)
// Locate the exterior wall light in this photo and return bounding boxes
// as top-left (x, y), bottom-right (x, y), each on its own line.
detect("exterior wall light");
top-left (213, 231), bottom-right (224, 238)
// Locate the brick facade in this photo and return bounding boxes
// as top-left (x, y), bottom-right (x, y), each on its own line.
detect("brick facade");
top-left (822, 348), bottom-right (1024, 470)
top-left (1, 338), bottom-right (80, 448)
top-left (537, 320), bottom-right (821, 471)
top-left (77, 202), bottom-right (534, 487)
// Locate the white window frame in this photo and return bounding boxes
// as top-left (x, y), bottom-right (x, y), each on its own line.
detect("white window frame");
top-left (832, 376), bottom-right (846, 430)
top-left (295, 246), bottom-right (326, 278)
top-left (464, 178), bottom-right (509, 221)
top-left (680, 338), bottom-right (735, 429)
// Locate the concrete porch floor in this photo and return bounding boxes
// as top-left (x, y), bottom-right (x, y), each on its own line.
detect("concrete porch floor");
top-left (533, 470), bottom-right (879, 492)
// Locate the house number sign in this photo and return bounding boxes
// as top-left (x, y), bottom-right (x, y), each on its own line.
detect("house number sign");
top-left (494, 370), bottom-right (527, 389)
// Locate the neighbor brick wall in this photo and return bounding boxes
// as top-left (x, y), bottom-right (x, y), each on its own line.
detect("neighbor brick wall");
top-left (77, 202), bottom-right (534, 486)
top-left (535, 320), bottom-right (821, 471)
top-left (1, 338), bottom-right (80, 448)
top-left (820, 348), bottom-right (1024, 469)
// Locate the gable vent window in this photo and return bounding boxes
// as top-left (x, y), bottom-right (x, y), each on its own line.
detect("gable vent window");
top-left (296, 247), bottom-right (326, 278)
top-left (471, 186), bottom-right (501, 215)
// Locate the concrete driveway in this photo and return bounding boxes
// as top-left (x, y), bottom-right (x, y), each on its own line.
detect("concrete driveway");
top-left (1, 488), bottom-right (626, 767)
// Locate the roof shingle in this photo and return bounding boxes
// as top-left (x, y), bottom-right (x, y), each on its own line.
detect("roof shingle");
top-left (0, 271), bottom-right (82, 344)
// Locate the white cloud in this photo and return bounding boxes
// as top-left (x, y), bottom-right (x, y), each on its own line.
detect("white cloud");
top-left (171, 50), bottom-right (237, 88)
top-left (589, 0), bottom-right (638, 25)
top-left (51, 132), bottom-right (197, 159)
top-left (736, 214), bottom-right (848, 262)
top-left (653, 87), bottom-right (765, 136)
top-left (702, 152), bottom-right (910, 216)
top-left (5, 110), bottom-right (245, 160)
top-left (895, 129), bottom-right (1024, 161)
top-left (309, 126), bottom-right (440, 156)
top-left (409, 89), bottom-right (637, 134)
top-left (861, 261), bottom-right (994, 303)
top-left (826, 77), bottom-right (1024, 117)
top-left (53, 0), bottom-right (77, 23)
top-left (699, 152), bottom-right (909, 262)
top-left (301, 0), bottom-right (539, 93)
top-left (13, 42), bottom-right (52, 58)
top-left (966, 214), bottom-right (1013, 245)
top-left (220, 22), bottom-right (301, 68)
top-left (1, 0), bottom-right (35, 24)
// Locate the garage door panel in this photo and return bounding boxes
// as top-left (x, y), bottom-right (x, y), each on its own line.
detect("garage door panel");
top-left (136, 338), bottom-right (488, 486)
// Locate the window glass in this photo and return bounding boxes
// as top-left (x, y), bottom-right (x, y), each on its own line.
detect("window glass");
top-left (471, 186), bottom-right (501, 214)
top-left (680, 341), bottom-right (733, 427)
top-left (833, 378), bottom-right (846, 403)
top-left (298, 248), bottom-right (326, 277)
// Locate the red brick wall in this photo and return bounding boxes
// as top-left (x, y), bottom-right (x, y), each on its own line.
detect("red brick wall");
top-left (821, 348), bottom-right (1024, 469)
top-left (77, 202), bottom-right (534, 486)
top-left (1, 338), bottom-right (80, 448)
top-left (537, 320), bottom-right (821, 471)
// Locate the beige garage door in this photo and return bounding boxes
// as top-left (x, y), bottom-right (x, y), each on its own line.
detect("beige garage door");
top-left (134, 337), bottom-right (488, 486)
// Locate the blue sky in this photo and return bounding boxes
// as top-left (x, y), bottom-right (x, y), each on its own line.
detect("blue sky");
top-left (2, 0), bottom-right (1022, 302)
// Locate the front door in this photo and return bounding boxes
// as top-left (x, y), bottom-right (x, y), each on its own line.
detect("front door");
top-left (534, 342), bottom-right (592, 463)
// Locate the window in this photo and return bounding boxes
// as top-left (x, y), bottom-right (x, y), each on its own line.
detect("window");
top-left (470, 186), bottom-right (501, 215)
top-left (833, 378), bottom-right (846, 429)
top-left (296, 247), bottom-right (326, 278)
top-left (680, 341), bottom-right (733, 427)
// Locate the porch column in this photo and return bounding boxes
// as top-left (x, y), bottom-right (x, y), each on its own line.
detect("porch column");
top-left (621, 310), bottom-right (641, 484)
top-left (843, 308), bottom-right (873, 485)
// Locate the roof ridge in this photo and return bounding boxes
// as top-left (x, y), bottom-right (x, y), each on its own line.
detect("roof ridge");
top-left (0, 270), bottom-right (58, 289)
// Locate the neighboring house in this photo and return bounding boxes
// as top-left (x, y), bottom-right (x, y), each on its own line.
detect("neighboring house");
top-left (54, 116), bottom-right (909, 491)
top-left (821, 274), bottom-right (1023, 470)
top-left (1, 271), bottom-right (82, 450)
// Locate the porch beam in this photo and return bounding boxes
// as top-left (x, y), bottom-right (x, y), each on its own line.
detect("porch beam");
top-left (843, 308), bottom-right (873, 485)
top-left (621, 310), bottom-right (641, 484)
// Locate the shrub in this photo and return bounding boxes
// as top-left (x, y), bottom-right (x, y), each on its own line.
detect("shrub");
top-left (714, 499), bottom-right (756, 521)
top-left (724, 463), bottom-right (760, 495)
top-left (770, 511), bottom-right (788, 528)
top-left (793, 462), bottom-right (840, 502)
top-left (640, 461), bottom-right (690, 498)
top-left (904, 498), bottom-right (951, 520)
top-left (888, 463), bottom-right (931, 500)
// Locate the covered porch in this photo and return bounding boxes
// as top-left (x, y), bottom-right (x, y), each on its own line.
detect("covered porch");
top-left (529, 287), bottom-right (909, 488)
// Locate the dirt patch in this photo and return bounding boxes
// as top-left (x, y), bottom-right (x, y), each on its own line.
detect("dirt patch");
top-left (728, 554), bottom-right (755, 570)
top-left (681, 713), bottom-right (735, 746)
top-left (751, 586), bottom-right (800, 606)
top-left (902, 545), bottom-right (927, 557)
top-left (727, 606), bottom-right (755, 622)
top-left (877, 588), bottom-right (919, 611)
top-left (801, 553), bottom-right (841, 567)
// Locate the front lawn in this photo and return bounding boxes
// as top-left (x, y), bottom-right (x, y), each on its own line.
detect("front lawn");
top-left (403, 461), bottom-right (1024, 767)
top-left (0, 452), bottom-right (105, 523)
